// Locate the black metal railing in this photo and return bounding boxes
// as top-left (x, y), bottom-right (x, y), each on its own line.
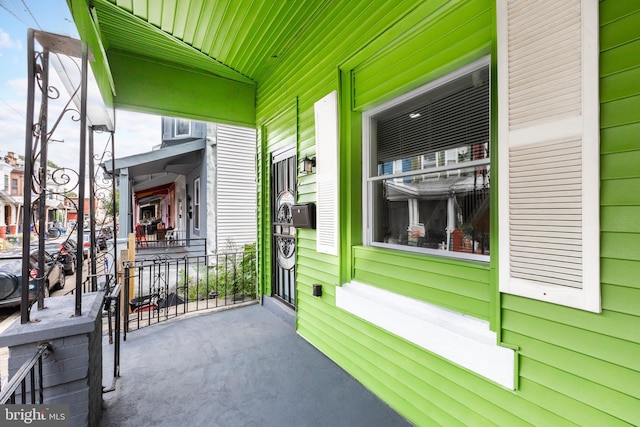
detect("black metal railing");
top-left (124, 245), bottom-right (257, 331)
top-left (135, 236), bottom-right (207, 257)
top-left (0, 343), bottom-right (51, 404)
top-left (102, 284), bottom-right (121, 393)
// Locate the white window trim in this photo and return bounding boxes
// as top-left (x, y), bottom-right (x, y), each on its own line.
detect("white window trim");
top-left (362, 56), bottom-right (491, 262)
top-left (336, 281), bottom-right (515, 389)
top-left (193, 177), bottom-right (200, 230)
top-left (497, 0), bottom-right (600, 312)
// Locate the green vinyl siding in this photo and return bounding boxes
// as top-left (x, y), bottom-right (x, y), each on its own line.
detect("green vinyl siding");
top-left (352, 1), bottom-right (492, 110)
top-left (258, 0), bottom-right (436, 307)
top-left (251, 0), bottom-right (640, 425)
top-left (258, 1), bottom-right (511, 425)
top-left (256, 127), bottom-right (268, 296)
top-left (352, 246), bottom-right (491, 319)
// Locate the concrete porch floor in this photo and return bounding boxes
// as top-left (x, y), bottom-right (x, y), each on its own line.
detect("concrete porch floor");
top-left (101, 302), bottom-right (412, 427)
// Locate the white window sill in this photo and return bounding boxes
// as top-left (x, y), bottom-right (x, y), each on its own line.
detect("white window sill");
top-left (336, 281), bottom-right (515, 389)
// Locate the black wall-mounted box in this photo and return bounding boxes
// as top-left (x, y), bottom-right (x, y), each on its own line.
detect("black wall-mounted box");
top-left (291, 203), bottom-right (316, 229)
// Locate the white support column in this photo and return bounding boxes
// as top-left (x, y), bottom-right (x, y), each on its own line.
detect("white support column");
top-left (11, 205), bottom-right (17, 226)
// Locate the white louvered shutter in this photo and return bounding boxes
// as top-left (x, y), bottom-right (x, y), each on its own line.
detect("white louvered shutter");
top-left (498, 0), bottom-right (600, 312)
top-left (315, 91), bottom-right (339, 256)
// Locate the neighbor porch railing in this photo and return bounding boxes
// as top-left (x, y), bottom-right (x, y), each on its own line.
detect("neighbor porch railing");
top-left (135, 236), bottom-right (207, 258)
top-left (0, 343), bottom-right (51, 404)
top-left (124, 245), bottom-right (257, 331)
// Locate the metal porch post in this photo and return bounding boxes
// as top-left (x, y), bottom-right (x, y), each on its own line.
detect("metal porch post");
top-left (20, 29), bottom-right (36, 324)
top-left (75, 39), bottom-right (89, 316)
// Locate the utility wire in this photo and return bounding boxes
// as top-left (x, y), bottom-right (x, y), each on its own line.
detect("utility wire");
top-left (0, 95), bottom-right (26, 119)
top-left (0, 1), bottom-right (27, 26)
top-left (20, 0), bottom-right (41, 29)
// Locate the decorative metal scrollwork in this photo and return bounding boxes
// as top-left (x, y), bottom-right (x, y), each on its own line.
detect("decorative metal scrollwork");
top-left (275, 191), bottom-right (295, 270)
top-left (93, 132), bottom-right (116, 212)
top-left (29, 50), bottom-right (83, 196)
top-left (277, 202), bottom-right (292, 224)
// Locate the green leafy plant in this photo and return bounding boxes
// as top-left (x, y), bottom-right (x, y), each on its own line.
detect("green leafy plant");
top-left (179, 243), bottom-right (257, 302)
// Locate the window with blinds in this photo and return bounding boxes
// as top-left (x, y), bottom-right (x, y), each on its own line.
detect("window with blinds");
top-left (376, 69), bottom-right (489, 167)
top-left (363, 58), bottom-right (491, 261)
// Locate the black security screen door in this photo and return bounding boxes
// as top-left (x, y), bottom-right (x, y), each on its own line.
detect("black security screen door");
top-left (271, 151), bottom-right (297, 307)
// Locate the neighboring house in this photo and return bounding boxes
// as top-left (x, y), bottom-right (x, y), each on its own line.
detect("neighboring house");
top-left (66, 198), bottom-right (102, 229)
top-left (44, 168), bottom-right (69, 228)
top-left (0, 152), bottom-right (23, 236)
top-left (70, 1), bottom-right (639, 426)
top-left (107, 118), bottom-right (256, 255)
top-left (0, 151), bottom-right (72, 238)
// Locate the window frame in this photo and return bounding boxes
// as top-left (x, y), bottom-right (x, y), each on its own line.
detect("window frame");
top-left (193, 177), bottom-right (200, 230)
top-left (362, 56), bottom-right (491, 262)
top-left (175, 118), bottom-right (191, 137)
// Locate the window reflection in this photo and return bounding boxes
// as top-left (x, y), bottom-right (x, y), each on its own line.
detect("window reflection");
top-left (372, 163), bottom-right (490, 255)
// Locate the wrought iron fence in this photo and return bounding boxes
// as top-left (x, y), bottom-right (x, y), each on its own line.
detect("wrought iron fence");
top-left (102, 283), bottom-right (121, 393)
top-left (124, 245), bottom-right (257, 331)
top-left (135, 236), bottom-right (207, 258)
top-left (0, 343), bottom-right (51, 404)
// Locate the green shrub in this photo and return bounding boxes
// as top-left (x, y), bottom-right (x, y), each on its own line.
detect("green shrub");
top-left (179, 243), bottom-right (257, 302)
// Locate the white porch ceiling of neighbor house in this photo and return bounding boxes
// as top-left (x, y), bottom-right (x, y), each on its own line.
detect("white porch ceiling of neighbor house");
top-left (104, 139), bottom-right (205, 192)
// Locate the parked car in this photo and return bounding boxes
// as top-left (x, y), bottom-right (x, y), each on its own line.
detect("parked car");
top-left (44, 241), bottom-right (77, 276)
top-left (62, 238), bottom-right (80, 259)
top-left (0, 250), bottom-right (66, 308)
top-left (66, 230), bottom-right (107, 259)
top-left (85, 231), bottom-right (108, 252)
top-left (67, 234), bottom-right (89, 259)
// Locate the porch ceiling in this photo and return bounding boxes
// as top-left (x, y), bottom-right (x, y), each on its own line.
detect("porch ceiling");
top-left (67, 0), bottom-right (331, 124)
top-left (105, 139), bottom-right (205, 192)
top-left (90, 0), bottom-right (332, 84)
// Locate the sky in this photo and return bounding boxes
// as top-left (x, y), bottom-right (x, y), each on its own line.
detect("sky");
top-left (0, 0), bottom-right (160, 174)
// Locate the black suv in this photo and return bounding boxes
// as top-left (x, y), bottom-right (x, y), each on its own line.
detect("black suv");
top-left (44, 241), bottom-right (77, 276)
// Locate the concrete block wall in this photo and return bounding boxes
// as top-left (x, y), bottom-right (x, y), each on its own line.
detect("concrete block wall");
top-left (0, 293), bottom-right (105, 427)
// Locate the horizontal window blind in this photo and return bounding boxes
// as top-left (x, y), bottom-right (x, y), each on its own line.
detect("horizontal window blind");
top-left (376, 67), bottom-right (489, 165)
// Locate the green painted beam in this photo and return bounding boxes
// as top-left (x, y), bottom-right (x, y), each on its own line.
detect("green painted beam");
top-left (108, 49), bottom-right (256, 126)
